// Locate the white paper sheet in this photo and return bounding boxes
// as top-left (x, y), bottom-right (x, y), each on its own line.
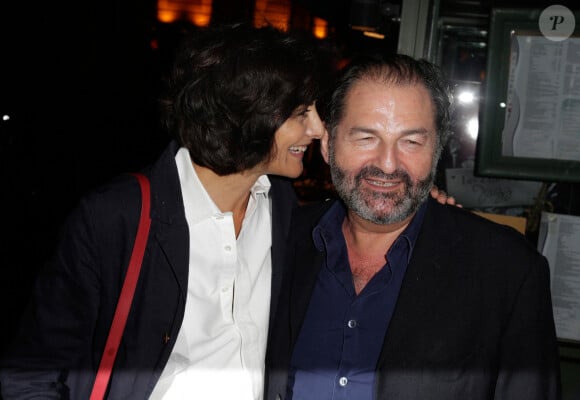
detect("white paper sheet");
top-left (502, 35), bottom-right (580, 161)
top-left (538, 211), bottom-right (580, 342)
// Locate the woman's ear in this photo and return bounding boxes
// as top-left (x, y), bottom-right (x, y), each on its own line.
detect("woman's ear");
top-left (320, 129), bottom-right (330, 164)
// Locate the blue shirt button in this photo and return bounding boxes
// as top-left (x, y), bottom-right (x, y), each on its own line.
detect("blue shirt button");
top-left (339, 376), bottom-right (348, 386)
top-left (347, 319), bottom-right (357, 328)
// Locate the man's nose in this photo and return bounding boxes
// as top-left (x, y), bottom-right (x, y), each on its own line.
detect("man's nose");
top-left (376, 142), bottom-right (399, 173)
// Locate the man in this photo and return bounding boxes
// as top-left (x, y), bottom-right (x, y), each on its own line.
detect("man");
top-left (265, 54), bottom-right (561, 400)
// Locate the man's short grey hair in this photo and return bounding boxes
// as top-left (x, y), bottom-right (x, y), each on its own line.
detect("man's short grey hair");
top-left (324, 53), bottom-right (454, 158)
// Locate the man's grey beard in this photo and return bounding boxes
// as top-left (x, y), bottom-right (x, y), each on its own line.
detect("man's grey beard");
top-left (329, 153), bottom-right (434, 225)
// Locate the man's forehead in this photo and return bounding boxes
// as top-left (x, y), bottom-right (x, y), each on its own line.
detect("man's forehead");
top-left (339, 79), bottom-right (437, 130)
top-left (344, 79), bottom-right (433, 111)
top-left (348, 78), bottom-right (427, 96)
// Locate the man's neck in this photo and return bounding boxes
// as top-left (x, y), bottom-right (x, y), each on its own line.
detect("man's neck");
top-left (343, 211), bottom-right (413, 248)
top-left (342, 211), bottom-right (414, 294)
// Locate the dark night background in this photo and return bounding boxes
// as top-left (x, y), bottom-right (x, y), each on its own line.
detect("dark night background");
top-left (1, 0), bottom-right (165, 348)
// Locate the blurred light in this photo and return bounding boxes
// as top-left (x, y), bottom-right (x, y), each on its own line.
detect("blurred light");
top-left (457, 90), bottom-right (475, 104)
top-left (191, 0), bottom-right (212, 27)
top-left (157, 0), bottom-right (212, 26)
top-left (351, 25), bottom-right (376, 32)
top-left (254, 0), bottom-right (290, 31)
top-left (157, 9), bottom-right (177, 23)
top-left (363, 31), bottom-right (385, 39)
top-left (499, 102), bottom-right (507, 108)
top-left (313, 17), bottom-right (328, 39)
top-left (350, 0), bottom-right (380, 32)
top-left (2, 115), bottom-right (9, 121)
top-left (466, 117), bottom-right (479, 140)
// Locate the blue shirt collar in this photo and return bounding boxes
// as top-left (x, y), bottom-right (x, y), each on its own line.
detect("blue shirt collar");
top-left (313, 199), bottom-right (428, 264)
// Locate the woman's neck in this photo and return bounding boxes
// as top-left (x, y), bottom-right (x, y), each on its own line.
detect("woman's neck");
top-left (193, 163), bottom-right (262, 237)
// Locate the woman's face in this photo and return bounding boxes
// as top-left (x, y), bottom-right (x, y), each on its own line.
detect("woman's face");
top-left (264, 102), bottom-right (325, 178)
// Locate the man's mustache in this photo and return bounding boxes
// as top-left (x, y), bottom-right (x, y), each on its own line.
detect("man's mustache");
top-left (355, 166), bottom-right (412, 186)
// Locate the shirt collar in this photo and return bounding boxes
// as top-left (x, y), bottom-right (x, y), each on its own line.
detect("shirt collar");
top-left (251, 175), bottom-right (271, 199)
top-left (175, 147), bottom-right (271, 225)
top-left (313, 199), bottom-right (428, 263)
top-left (400, 200), bottom-right (427, 262)
top-left (313, 200), bottom-right (346, 252)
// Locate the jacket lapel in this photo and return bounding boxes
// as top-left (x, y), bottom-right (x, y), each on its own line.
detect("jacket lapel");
top-left (377, 199), bottom-right (464, 367)
top-left (147, 140), bottom-right (190, 298)
top-left (289, 238), bottom-right (325, 343)
top-left (268, 176), bottom-right (298, 331)
top-left (286, 200), bottom-right (334, 344)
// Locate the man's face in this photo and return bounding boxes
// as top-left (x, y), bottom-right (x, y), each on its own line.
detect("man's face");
top-left (321, 79), bottom-right (438, 225)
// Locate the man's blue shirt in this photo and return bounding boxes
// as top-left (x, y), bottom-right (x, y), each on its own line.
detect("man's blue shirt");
top-left (287, 200), bottom-right (427, 400)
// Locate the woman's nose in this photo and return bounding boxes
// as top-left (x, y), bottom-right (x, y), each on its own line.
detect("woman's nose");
top-left (306, 103), bottom-right (324, 139)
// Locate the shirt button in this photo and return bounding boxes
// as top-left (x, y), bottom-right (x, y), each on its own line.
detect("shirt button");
top-left (224, 245), bottom-right (232, 251)
top-left (339, 376), bottom-right (348, 386)
top-left (347, 319), bottom-right (357, 328)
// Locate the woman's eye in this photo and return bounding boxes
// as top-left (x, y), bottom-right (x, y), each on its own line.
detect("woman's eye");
top-left (292, 107), bottom-right (310, 120)
top-left (298, 105), bottom-right (310, 114)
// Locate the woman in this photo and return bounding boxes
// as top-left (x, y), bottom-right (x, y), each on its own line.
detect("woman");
top-left (0, 23), bottom-right (323, 400)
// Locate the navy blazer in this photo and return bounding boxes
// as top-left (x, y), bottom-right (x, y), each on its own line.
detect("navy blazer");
top-left (0, 140), bottom-right (298, 399)
top-left (265, 198), bottom-right (561, 400)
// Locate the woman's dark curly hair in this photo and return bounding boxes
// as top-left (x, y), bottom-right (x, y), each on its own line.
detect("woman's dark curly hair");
top-left (159, 23), bottom-right (321, 175)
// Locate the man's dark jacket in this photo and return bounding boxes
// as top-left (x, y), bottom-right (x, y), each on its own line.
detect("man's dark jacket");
top-left (265, 198), bottom-right (561, 400)
top-left (0, 140), bottom-right (298, 399)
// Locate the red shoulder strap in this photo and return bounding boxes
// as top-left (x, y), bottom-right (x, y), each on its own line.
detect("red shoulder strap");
top-left (90, 173), bottom-right (151, 399)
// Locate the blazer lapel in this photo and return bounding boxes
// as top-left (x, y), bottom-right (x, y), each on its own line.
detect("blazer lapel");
top-left (268, 177), bottom-right (298, 331)
top-left (289, 238), bottom-right (325, 343)
top-left (152, 224), bottom-right (190, 296)
top-left (377, 200), bottom-right (464, 367)
top-left (147, 140), bottom-right (190, 298)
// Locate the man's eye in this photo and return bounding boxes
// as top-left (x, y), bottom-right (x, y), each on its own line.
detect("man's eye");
top-left (404, 137), bottom-right (424, 146)
top-left (355, 136), bottom-right (374, 144)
